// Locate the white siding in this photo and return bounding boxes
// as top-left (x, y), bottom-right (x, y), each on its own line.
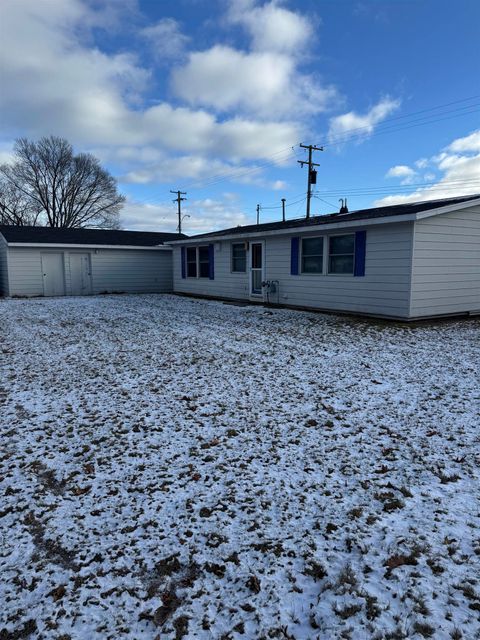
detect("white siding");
top-left (410, 206), bottom-right (480, 317)
top-left (5, 246), bottom-right (173, 297)
top-left (173, 242), bottom-right (249, 300)
top-left (173, 222), bottom-right (414, 318)
top-left (89, 249), bottom-right (172, 294)
top-left (0, 234), bottom-right (9, 296)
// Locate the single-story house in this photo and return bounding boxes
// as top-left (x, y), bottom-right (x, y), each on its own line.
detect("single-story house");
top-left (168, 195), bottom-right (480, 320)
top-left (0, 226), bottom-right (185, 297)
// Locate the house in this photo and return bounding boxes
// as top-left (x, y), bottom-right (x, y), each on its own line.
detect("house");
top-left (168, 195), bottom-right (480, 320)
top-left (0, 226), bottom-right (185, 298)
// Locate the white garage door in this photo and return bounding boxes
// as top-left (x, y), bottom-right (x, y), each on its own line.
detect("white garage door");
top-left (70, 253), bottom-right (92, 295)
top-left (41, 253), bottom-right (65, 296)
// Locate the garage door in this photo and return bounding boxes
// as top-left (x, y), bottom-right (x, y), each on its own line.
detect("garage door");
top-left (70, 253), bottom-right (92, 295)
top-left (41, 253), bottom-right (65, 297)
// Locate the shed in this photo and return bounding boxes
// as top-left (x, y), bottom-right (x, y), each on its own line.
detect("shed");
top-left (168, 195), bottom-right (480, 320)
top-left (0, 226), bottom-right (186, 297)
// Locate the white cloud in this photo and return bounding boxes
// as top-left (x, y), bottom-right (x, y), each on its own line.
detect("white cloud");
top-left (415, 157), bottom-right (429, 169)
top-left (386, 165), bottom-right (415, 179)
top-left (375, 129), bottom-right (480, 206)
top-left (0, 0), bottom-right (303, 187)
top-left (227, 0), bottom-right (314, 54)
top-left (121, 196), bottom-right (249, 233)
top-left (141, 18), bottom-right (189, 61)
top-left (171, 44), bottom-right (336, 119)
top-left (328, 97), bottom-right (401, 144)
top-left (447, 130), bottom-right (480, 153)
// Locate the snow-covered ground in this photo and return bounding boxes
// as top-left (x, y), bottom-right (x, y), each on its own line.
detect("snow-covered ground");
top-left (1, 294), bottom-right (479, 640)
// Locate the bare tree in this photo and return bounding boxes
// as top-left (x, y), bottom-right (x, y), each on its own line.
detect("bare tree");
top-left (0, 136), bottom-right (125, 228)
top-left (0, 175), bottom-right (41, 225)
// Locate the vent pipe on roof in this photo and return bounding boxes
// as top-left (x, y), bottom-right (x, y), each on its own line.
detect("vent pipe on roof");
top-left (339, 198), bottom-right (349, 214)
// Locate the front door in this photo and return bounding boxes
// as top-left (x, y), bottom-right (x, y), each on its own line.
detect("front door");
top-left (70, 253), bottom-right (92, 295)
top-left (250, 242), bottom-right (264, 296)
top-left (41, 252), bottom-right (65, 297)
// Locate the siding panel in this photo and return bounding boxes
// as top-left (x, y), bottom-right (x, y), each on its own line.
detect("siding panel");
top-left (173, 222), bottom-right (414, 317)
top-left (6, 246), bottom-right (173, 297)
top-left (0, 235), bottom-right (9, 296)
top-left (411, 206), bottom-right (480, 317)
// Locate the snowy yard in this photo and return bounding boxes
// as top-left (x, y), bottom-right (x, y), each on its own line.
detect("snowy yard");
top-left (1, 294), bottom-right (480, 640)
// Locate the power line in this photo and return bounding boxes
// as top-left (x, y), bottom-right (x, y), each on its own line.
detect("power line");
top-left (325, 104), bottom-right (480, 146)
top-left (324, 95), bottom-right (480, 144)
top-left (127, 94), bottom-right (480, 207)
top-left (314, 177), bottom-right (480, 197)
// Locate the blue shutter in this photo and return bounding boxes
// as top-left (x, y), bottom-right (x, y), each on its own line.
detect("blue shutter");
top-left (181, 246), bottom-right (186, 279)
top-left (290, 237), bottom-right (299, 275)
top-left (208, 244), bottom-right (215, 280)
top-left (354, 230), bottom-right (366, 277)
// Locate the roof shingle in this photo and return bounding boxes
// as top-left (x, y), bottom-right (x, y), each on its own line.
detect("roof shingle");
top-left (0, 225), bottom-right (186, 246)
top-left (175, 194), bottom-right (480, 241)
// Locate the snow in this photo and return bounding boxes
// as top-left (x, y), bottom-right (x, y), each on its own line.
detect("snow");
top-left (0, 293), bottom-right (479, 640)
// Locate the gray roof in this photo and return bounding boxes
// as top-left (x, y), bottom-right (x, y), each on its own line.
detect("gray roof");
top-left (178, 194), bottom-right (480, 241)
top-left (0, 225), bottom-right (187, 246)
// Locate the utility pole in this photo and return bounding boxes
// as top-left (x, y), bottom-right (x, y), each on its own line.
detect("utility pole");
top-left (281, 198), bottom-right (286, 222)
top-left (256, 204), bottom-right (260, 226)
top-left (170, 190), bottom-right (187, 233)
top-left (298, 143), bottom-right (323, 219)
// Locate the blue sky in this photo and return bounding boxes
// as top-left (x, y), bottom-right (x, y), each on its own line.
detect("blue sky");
top-left (0, 0), bottom-right (479, 233)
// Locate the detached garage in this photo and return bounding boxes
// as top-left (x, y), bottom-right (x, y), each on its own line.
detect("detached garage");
top-left (0, 226), bottom-right (185, 297)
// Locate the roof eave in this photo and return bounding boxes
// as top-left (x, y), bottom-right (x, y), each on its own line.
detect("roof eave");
top-left (166, 212), bottom-right (417, 244)
top-left (166, 198), bottom-right (480, 245)
top-left (5, 242), bottom-right (173, 250)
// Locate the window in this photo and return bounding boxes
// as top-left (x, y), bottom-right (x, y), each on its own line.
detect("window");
top-left (186, 247), bottom-right (197, 278)
top-left (301, 237), bottom-right (324, 273)
top-left (198, 246), bottom-right (210, 278)
top-left (328, 234), bottom-right (355, 274)
top-left (231, 243), bottom-right (246, 273)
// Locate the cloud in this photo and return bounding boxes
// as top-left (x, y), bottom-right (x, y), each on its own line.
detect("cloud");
top-left (0, 0), bottom-right (303, 188)
top-left (447, 129), bottom-right (480, 153)
top-left (121, 196), bottom-right (249, 233)
top-left (414, 158), bottom-right (429, 170)
top-left (171, 44), bottom-right (336, 119)
top-left (375, 129), bottom-right (480, 206)
top-left (386, 165), bottom-right (415, 179)
top-left (140, 18), bottom-right (189, 61)
top-left (170, 1), bottom-right (336, 119)
top-left (227, 0), bottom-right (314, 54)
top-left (328, 97), bottom-right (401, 144)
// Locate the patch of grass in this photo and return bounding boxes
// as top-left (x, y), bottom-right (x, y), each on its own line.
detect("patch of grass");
top-left (304, 559), bottom-right (327, 581)
top-left (413, 621), bottom-right (435, 638)
top-left (334, 602), bottom-right (362, 619)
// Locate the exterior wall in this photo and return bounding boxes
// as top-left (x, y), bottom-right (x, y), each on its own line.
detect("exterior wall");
top-left (173, 242), bottom-right (250, 301)
top-left (173, 221), bottom-right (415, 318)
top-left (410, 206), bottom-right (480, 317)
top-left (0, 234), bottom-right (9, 296)
top-left (4, 246), bottom-right (173, 297)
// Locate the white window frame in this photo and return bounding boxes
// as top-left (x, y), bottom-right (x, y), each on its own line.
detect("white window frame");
top-left (327, 233), bottom-right (355, 276)
top-left (300, 236), bottom-right (325, 275)
top-left (231, 242), bottom-right (247, 273)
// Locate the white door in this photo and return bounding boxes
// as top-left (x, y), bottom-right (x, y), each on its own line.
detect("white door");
top-left (41, 253), bottom-right (65, 296)
top-left (70, 253), bottom-right (92, 295)
top-left (250, 241), bottom-right (264, 297)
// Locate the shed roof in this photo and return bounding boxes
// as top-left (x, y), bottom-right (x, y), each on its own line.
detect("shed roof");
top-left (0, 225), bottom-right (186, 246)
top-left (170, 194), bottom-right (480, 242)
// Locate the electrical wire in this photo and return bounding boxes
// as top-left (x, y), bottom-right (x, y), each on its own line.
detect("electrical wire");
top-left (128, 94), bottom-right (480, 207)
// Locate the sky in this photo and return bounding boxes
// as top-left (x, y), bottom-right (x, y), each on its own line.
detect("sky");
top-left (0, 0), bottom-right (479, 234)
